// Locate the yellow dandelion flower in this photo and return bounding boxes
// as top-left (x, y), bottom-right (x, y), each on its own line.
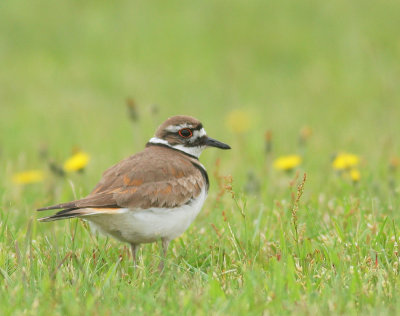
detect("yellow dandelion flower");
top-left (332, 153), bottom-right (360, 170)
top-left (63, 151), bottom-right (90, 172)
top-left (349, 169), bottom-right (361, 182)
top-left (273, 155), bottom-right (302, 171)
top-left (226, 109), bottom-right (251, 134)
top-left (12, 170), bottom-right (44, 184)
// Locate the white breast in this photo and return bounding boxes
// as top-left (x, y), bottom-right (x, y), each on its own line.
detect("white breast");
top-left (87, 188), bottom-right (208, 244)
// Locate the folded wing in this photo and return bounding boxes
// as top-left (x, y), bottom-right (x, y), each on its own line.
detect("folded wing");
top-left (37, 146), bottom-right (205, 221)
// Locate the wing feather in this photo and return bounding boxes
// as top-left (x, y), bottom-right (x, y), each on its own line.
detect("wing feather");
top-left (37, 146), bottom-right (207, 220)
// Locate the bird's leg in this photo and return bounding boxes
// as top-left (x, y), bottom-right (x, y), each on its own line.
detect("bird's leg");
top-left (130, 243), bottom-right (139, 267)
top-left (158, 238), bottom-right (170, 272)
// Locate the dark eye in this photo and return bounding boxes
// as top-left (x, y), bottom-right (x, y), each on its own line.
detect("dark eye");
top-left (178, 128), bottom-right (193, 138)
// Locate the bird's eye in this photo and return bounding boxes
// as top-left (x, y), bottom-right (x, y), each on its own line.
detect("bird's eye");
top-left (178, 128), bottom-right (193, 138)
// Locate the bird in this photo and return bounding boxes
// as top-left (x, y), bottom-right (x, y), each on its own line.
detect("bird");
top-left (37, 115), bottom-right (231, 270)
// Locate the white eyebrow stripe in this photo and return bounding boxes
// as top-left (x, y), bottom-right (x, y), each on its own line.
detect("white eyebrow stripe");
top-left (165, 124), bottom-right (194, 132)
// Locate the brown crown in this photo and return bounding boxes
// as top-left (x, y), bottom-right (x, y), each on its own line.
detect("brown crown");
top-left (155, 115), bottom-right (202, 138)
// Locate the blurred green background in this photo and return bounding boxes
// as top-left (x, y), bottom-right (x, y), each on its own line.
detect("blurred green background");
top-left (2, 0), bottom-right (399, 163)
top-left (1, 0), bottom-right (400, 314)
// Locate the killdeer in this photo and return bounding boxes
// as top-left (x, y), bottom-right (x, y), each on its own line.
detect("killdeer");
top-left (37, 115), bottom-right (230, 269)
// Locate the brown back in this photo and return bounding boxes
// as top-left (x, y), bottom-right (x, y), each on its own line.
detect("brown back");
top-left (38, 145), bottom-right (207, 211)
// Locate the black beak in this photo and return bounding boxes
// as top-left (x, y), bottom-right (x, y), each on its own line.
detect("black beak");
top-left (205, 137), bottom-right (231, 150)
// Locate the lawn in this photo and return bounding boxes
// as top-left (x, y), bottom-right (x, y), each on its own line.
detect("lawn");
top-left (1, 0), bottom-right (400, 314)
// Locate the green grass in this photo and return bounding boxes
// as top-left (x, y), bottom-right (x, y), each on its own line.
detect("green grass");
top-left (2, 0), bottom-right (400, 314)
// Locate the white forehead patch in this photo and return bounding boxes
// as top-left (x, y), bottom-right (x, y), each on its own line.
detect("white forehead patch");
top-left (192, 128), bottom-right (207, 138)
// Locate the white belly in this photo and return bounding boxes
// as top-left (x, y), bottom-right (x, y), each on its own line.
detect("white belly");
top-left (86, 188), bottom-right (207, 244)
